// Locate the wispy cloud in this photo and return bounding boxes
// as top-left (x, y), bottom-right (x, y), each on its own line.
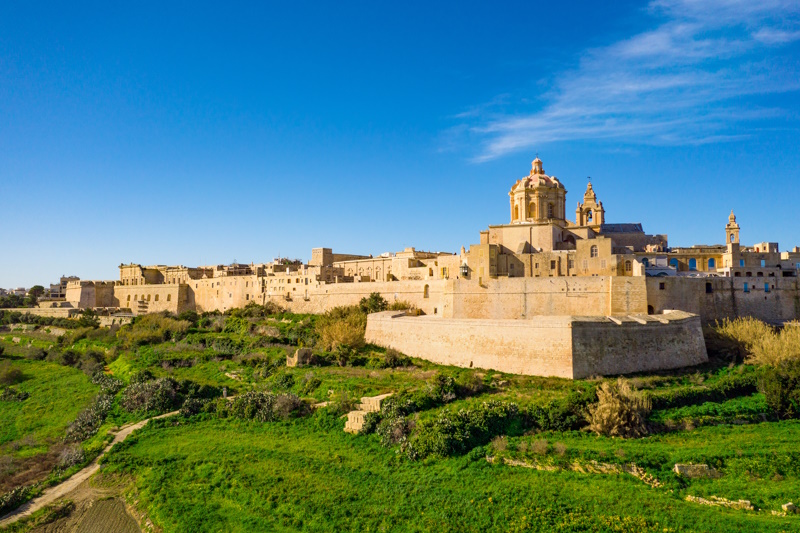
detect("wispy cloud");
top-left (460, 0), bottom-right (800, 161)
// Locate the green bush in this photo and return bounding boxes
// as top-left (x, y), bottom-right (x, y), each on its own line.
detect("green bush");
top-left (117, 314), bottom-right (191, 347)
top-left (759, 359), bottom-right (800, 419)
top-left (223, 316), bottom-right (251, 335)
top-left (359, 292), bottom-right (388, 314)
top-left (65, 393), bottom-right (114, 442)
top-left (405, 400), bottom-right (522, 460)
top-left (0, 361), bottom-right (23, 386)
top-left (0, 386), bottom-right (29, 402)
top-left (121, 378), bottom-right (179, 414)
top-left (645, 372), bottom-right (757, 410)
top-left (222, 390), bottom-right (307, 421)
top-left (0, 485), bottom-right (34, 516)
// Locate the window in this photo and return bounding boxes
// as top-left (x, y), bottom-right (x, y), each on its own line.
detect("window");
top-left (740, 259), bottom-right (745, 267)
top-left (246, 294), bottom-right (249, 300)
top-left (708, 258), bottom-right (716, 269)
top-left (731, 234), bottom-right (735, 242)
top-left (689, 258), bottom-right (697, 271)
top-left (706, 282), bottom-right (713, 294)
top-left (147, 294), bottom-right (151, 301)
top-left (514, 205), bottom-right (519, 220)
top-left (743, 283), bottom-right (749, 293)
top-left (625, 261), bottom-right (632, 272)
top-left (642, 258), bottom-right (650, 267)
top-left (550, 260), bottom-right (556, 269)
top-left (529, 202), bottom-right (536, 218)
top-left (548, 203), bottom-right (554, 218)
top-left (765, 283), bottom-right (770, 293)
top-left (746, 272), bottom-right (752, 277)
top-left (590, 245), bottom-right (598, 258)
top-left (582, 260), bottom-right (588, 270)
top-left (534, 263), bottom-right (539, 269)
top-left (761, 260), bottom-right (766, 267)
top-left (600, 260), bottom-right (606, 269)
top-left (757, 272), bottom-right (763, 277)
top-left (423, 284), bottom-right (429, 298)
top-left (568, 260), bottom-right (574, 269)
top-left (659, 282), bottom-right (665, 290)
top-left (167, 294), bottom-right (171, 302)
top-left (155, 294), bottom-right (159, 301)
top-left (127, 295), bottom-right (131, 301)
top-left (669, 258), bottom-right (678, 268)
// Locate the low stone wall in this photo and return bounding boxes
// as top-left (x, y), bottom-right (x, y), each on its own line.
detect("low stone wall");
top-left (365, 311), bottom-right (707, 379)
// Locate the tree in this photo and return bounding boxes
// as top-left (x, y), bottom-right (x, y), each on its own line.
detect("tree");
top-left (359, 292), bottom-right (388, 314)
top-left (78, 308), bottom-right (101, 328)
top-left (28, 285), bottom-right (45, 300)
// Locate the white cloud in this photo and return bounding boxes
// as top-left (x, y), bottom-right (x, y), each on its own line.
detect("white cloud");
top-left (461, 0), bottom-right (800, 161)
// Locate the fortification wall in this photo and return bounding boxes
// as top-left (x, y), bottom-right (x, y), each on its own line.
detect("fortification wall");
top-left (112, 285), bottom-right (187, 314)
top-left (266, 279), bottom-right (448, 316)
top-left (365, 310), bottom-right (707, 379)
top-left (647, 277), bottom-right (800, 324)
top-left (570, 312), bottom-right (707, 377)
top-left (445, 276), bottom-right (646, 319)
top-left (365, 312), bottom-right (575, 378)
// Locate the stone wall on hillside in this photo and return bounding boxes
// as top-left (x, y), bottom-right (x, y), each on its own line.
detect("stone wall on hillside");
top-left (365, 310), bottom-right (707, 379)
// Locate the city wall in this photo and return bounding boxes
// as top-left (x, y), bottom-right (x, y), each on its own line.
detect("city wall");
top-left (647, 277), bottom-right (800, 324)
top-left (365, 310), bottom-right (707, 379)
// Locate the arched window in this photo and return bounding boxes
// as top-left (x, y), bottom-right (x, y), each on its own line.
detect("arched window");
top-left (155, 294), bottom-right (159, 301)
top-left (730, 234), bottom-right (735, 242)
top-left (688, 258), bottom-right (697, 271)
top-left (428, 268), bottom-right (433, 277)
top-left (587, 210), bottom-right (593, 223)
top-left (167, 294), bottom-right (171, 302)
top-left (548, 203), bottom-right (554, 218)
top-left (708, 258), bottom-right (716, 269)
top-left (625, 261), bottom-right (632, 272)
top-left (528, 202), bottom-right (536, 218)
top-left (514, 205), bottom-right (519, 220)
top-left (590, 245), bottom-right (598, 258)
top-left (642, 258), bottom-right (650, 267)
top-left (669, 258), bottom-right (678, 268)
top-left (423, 284), bottom-right (429, 298)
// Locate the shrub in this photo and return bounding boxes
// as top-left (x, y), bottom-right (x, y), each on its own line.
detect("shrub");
top-left (749, 325), bottom-right (800, 367)
top-left (65, 393), bottom-right (114, 442)
top-left (180, 397), bottom-right (208, 417)
top-left (57, 444), bottom-right (85, 470)
top-left (0, 387), bottom-right (29, 402)
top-left (710, 317), bottom-right (774, 361)
top-left (585, 378), bottom-right (651, 438)
top-left (376, 348), bottom-right (411, 369)
top-left (527, 388), bottom-right (595, 432)
top-left (22, 346), bottom-right (46, 361)
top-left (645, 372), bottom-right (757, 410)
top-left (329, 389), bottom-right (358, 415)
top-left (359, 293), bottom-right (388, 314)
top-left (388, 300), bottom-right (414, 311)
top-left (315, 306), bottom-right (367, 351)
top-left (0, 485), bottom-right (34, 516)
top-left (223, 390), bottom-right (307, 422)
top-left (77, 308), bottom-right (101, 328)
top-left (91, 372), bottom-right (124, 394)
top-left (299, 373), bottom-right (321, 395)
top-left (223, 316), bottom-right (251, 335)
top-left (121, 378), bottom-right (179, 414)
top-left (0, 361), bottom-right (23, 386)
top-left (117, 314), bottom-right (191, 347)
top-left (405, 400), bottom-right (522, 460)
top-left (130, 369), bottom-right (154, 385)
top-left (759, 358), bottom-right (800, 419)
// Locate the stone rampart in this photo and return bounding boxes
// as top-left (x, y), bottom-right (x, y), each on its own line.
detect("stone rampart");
top-left (365, 310), bottom-right (707, 379)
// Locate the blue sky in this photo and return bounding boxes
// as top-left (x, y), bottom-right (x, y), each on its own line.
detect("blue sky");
top-left (1, 0), bottom-right (799, 287)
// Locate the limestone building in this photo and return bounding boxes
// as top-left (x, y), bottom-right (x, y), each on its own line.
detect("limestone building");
top-left (60, 157), bottom-right (798, 327)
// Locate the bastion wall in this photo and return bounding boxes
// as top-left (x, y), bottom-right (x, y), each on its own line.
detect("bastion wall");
top-left (365, 310), bottom-right (707, 379)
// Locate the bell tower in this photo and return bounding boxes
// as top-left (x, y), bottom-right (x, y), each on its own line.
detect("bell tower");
top-left (726, 211), bottom-right (740, 246)
top-left (575, 181), bottom-right (604, 228)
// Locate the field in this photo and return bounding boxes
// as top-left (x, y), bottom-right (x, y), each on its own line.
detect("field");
top-left (1, 306), bottom-right (799, 532)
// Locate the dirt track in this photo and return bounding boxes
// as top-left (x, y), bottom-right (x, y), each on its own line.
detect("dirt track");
top-left (0, 411), bottom-right (177, 528)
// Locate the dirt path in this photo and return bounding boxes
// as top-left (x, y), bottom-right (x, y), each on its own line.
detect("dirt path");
top-left (0, 411), bottom-right (178, 527)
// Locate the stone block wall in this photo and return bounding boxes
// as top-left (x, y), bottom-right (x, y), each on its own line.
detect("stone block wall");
top-left (365, 310), bottom-right (707, 379)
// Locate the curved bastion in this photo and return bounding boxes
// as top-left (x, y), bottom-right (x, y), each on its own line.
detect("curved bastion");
top-left (365, 310), bottom-right (707, 379)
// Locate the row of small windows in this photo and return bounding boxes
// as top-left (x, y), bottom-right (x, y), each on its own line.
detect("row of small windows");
top-left (126, 294), bottom-right (172, 302)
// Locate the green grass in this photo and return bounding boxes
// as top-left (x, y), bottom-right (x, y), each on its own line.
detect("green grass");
top-left (0, 357), bottom-right (98, 454)
top-left (101, 416), bottom-right (800, 533)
